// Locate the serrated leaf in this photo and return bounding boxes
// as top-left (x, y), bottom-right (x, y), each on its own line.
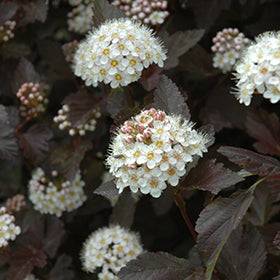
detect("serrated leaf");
top-left (153, 75), bottom-right (190, 120)
top-left (110, 192), bottom-right (136, 228)
top-left (62, 91), bottom-right (100, 127)
top-left (19, 124), bottom-right (53, 164)
top-left (0, 2), bottom-right (18, 26)
top-left (1, 42), bottom-right (31, 59)
top-left (161, 29), bottom-right (205, 70)
top-left (94, 179), bottom-right (119, 199)
top-left (185, 271), bottom-right (205, 280)
top-left (183, 159), bottom-right (244, 195)
top-left (107, 88), bottom-right (130, 118)
top-left (0, 122), bottom-right (18, 161)
top-left (246, 184), bottom-right (274, 226)
top-left (12, 57), bottom-right (39, 94)
top-left (49, 254), bottom-right (74, 280)
top-left (217, 146), bottom-right (280, 176)
top-left (195, 189), bottom-right (255, 280)
top-left (0, 105), bottom-right (9, 123)
top-left (118, 251), bottom-right (193, 280)
top-left (50, 139), bottom-right (92, 181)
top-left (259, 223), bottom-right (280, 256)
top-left (139, 64), bottom-right (163, 91)
top-left (91, 0), bottom-right (125, 27)
top-left (246, 109), bottom-right (280, 156)
top-left (217, 225), bottom-right (266, 280)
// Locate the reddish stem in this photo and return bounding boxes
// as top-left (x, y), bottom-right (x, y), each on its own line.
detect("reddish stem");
top-left (14, 114), bottom-right (34, 136)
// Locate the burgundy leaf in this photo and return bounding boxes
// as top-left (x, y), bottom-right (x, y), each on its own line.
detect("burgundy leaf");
top-left (217, 146), bottom-right (280, 176)
top-left (91, 0), bottom-right (125, 27)
top-left (110, 192), bottom-right (136, 228)
top-left (12, 57), bottom-right (39, 94)
top-left (19, 124), bottom-right (53, 164)
top-left (107, 88), bottom-right (130, 119)
top-left (139, 64), bottom-right (163, 91)
top-left (152, 187), bottom-right (173, 216)
top-left (153, 75), bottom-right (190, 120)
top-left (161, 29), bottom-right (205, 70)
top-left (0, 105), bottom-right (9, 123)
top-left (259, 223), bottom-right (280, 256)
top-left (49, 254), bottom-right (74, 280)
top-left (94, 179), bottom-right (119, 199)
top-left (0, 2), bottom-right (18, 26)
top-left (113, 106), bottom-right (139, 127)
top-left (118, 251), bottom-right (193, 280)
top-left (217, 225), bottom-right (267, 280)
top-left (185, 271), bottom-right (205, 280)
top-left (1, 42), bottom-right (31, 59)
top-left (267, 178), bottom-right (280, 203)
top-left (195, 189), bottom-right (255, 279)
top-left (273, 231), bottom-right (280, 250)
top-left (0, 121), bottom-right (18, 161)
top-left (62, 91), bottom-right (100, 127)
top-left (246, 109), bottom-right (280, 156)
top-left (183, 159), bottom-right (244, 194)
top-left (50, 139), bottom-right (92, 181)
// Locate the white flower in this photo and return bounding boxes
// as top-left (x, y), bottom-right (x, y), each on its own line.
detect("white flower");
top-left (81, 225), bottom-right (143, 279)
top-left (0, 20), bottom-right (16, 43)
top-left (0, 207), bottom-right (21, 248)
top-left (211, 28), bottom-right (250, 73)
top-left (28, 168), bottom-right (87, 217)
top-left (233, 31), bottom-right (280, 105)
top-left (106, 108), bottom-right (210, 198)
top-left (73, 18), bottom-right (167, 88)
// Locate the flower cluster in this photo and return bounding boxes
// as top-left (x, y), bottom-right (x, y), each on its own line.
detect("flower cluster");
top-left (67, 1), bottom-right (93, 34)
top-left (233, 32), bottom-right (280, 105)
top-left (81, 225), bottom-right (143, 279)
top-left (28, 168), bottom-right (87, 217)
top-left (16, 82), bottom-right (48, 117)
top-left (24, 274), bottom-right (39, 280)
top-left (112, 0), bottom-right (169, 26)
top-left (62, 40), bottom-right (79, 63)
top-left (5, 194), bottom-right (26, 214)
top-left (74, 18), bottom-right (167, 88)
top-left (0, 20), bottom-right (16, 43)
top-left (211, 28), bottom-right (250, 73)
top-left (106, 108), bottom-right (209, 198)
top-left (0, 207), bottom-right (21, 248)
top-left (53, 104), bottom-right (101, 136)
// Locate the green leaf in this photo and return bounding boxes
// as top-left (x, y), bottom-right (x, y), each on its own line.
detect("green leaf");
top-left (195, 189), bottom-right (255, 280)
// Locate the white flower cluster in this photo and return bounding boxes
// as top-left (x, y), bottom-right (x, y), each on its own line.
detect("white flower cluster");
top-left (53, 104), bottom-right (101, 136)
top-left (16, 82), bottom-right (48, 117)
top-left (106, 108), bottom-right (209, 198)
top-left (28, 168), bottom-right (87, 217)
top-left (233, 31), bottom-right (280, 105)
top-left (67, 1), bottom-right (93, 34)
top-left (81, 225), bottom-right (143, 279)
top-left (211, 28), bottom-right (250, 74)
top-left (74, 18), bottom-right (167, 88)
top-left (0, 20), bottom-right (16, 43)
top-left (24, 274), bottom-right (39, 280)
top-left (0, 207), bottom-right (21, 248)
top-left (112, 0), bottom-right (169, 26)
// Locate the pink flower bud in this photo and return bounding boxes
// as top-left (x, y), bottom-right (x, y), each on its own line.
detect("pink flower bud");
top-left (135, 124), bottom-right (145, 132)
top-left (136, 134), bottom-right (144, 142)
top-left (123, 135), bottom-right (133, 144)
top-left (128, 163), bottom-right (136, 169)
top-left (143, 128), bottom-right (152, 137)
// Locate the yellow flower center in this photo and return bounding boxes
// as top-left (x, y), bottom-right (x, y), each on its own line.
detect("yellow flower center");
top-left (100, 69), bottom-right (106, 75)
top-left (103, 48), bottom-right (110, 56)
top-left (111, 60), bottom-right (118, 67)
top-left (99, 35), bottom-right (105, 41)
top-left (129, 59), bottom-right (136, 66)
top-left (115, 74), bottom-right (122, 81)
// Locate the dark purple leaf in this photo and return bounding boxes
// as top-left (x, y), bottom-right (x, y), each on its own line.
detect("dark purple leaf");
top-left (195, 189), bottom-right (255, 279)
top-left (50, 139), bottom-right (92, 181)
top-left (1, 42), bottom-right (31, 59)
top-left (107, 88), bottom-right (130, 118)
top-left (273, 231), bottom-right (280, 250)
top-left (246, 109), bottom-right (280, 156)
top-left (62, 91), bottom-right (100, 127)
top-left (0, 105), bottom-right (9, 123)
top-left (139, 64), bottom-right (163, 91)
top-left (185, 271), bottom-right (205, 280)
top-left (267, 178), bottom-right (280, 203)
top-left (94, 179), bottom-right (119, 199)
top-left (259, 223), bottom-right (280, 256)
top-left (19, 124), bottom-right (53, 164)
top-left (0, 2), bottom-right (18, 26)
top-left (217, 146), bottom-right (280, 176)
top-left (246, 184), bottom-right (274, 226)
top-left (118, 251), bottom-right (193, 280)
top-left (49, 254), bottom-right (74, 280)
top-left (183, 159), bottom-right (244, 194)
top-left (91, 0), bottom-right (125, 27)
top-left (217, 225), bottom-right (266, 280)
top-left (113, 106), bottom-right (139, 127)
top-left (43, 216), bottom-right (65, 258)
top-left (0, 121), bottom-right (18, 161)
top-left (273, 276), bottom-right (280, 280)
top-left (153, 75), bottom-right (190, 120)
top-left (161, 29), bottom-right (205, 70)
top-left (152, 187), bottom-right (173, 216)
top-left (12, 57), bottom-right (39, 94)
top-left (19, 0), bottom-right (48, 26)
top-left (110, 192), bottom-right (136, 228)
top-left (6, 106), bottom-right (20, 128)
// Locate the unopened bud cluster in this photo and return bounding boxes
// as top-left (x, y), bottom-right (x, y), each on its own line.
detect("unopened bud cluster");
top-left (62, 40), bottom-right (79, 63)
top-left (0, 207), bottom-right (21, 248)
top-left (16, 82), bottom-right (48, 117)
top-left (0, 20), bottom-right (16, 43)
top-left (28, 168), bottom-right (87, 217)
top-left (233, 31), bottom-right (280, 105)
top-left (107, 108), bottom-right (209, 198)
top-left (67, 1), bottom-right (93, 34)
top-left (54, 104), bottom-right (101, 136)
top-left (5, 194), bottom-right (26, 214)
top-left (112, 0), bottom-right (169, 26)
top-left (211, 28), bottom-right (250, 74)
top-left (81, 225), bottom-right (143, 279)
